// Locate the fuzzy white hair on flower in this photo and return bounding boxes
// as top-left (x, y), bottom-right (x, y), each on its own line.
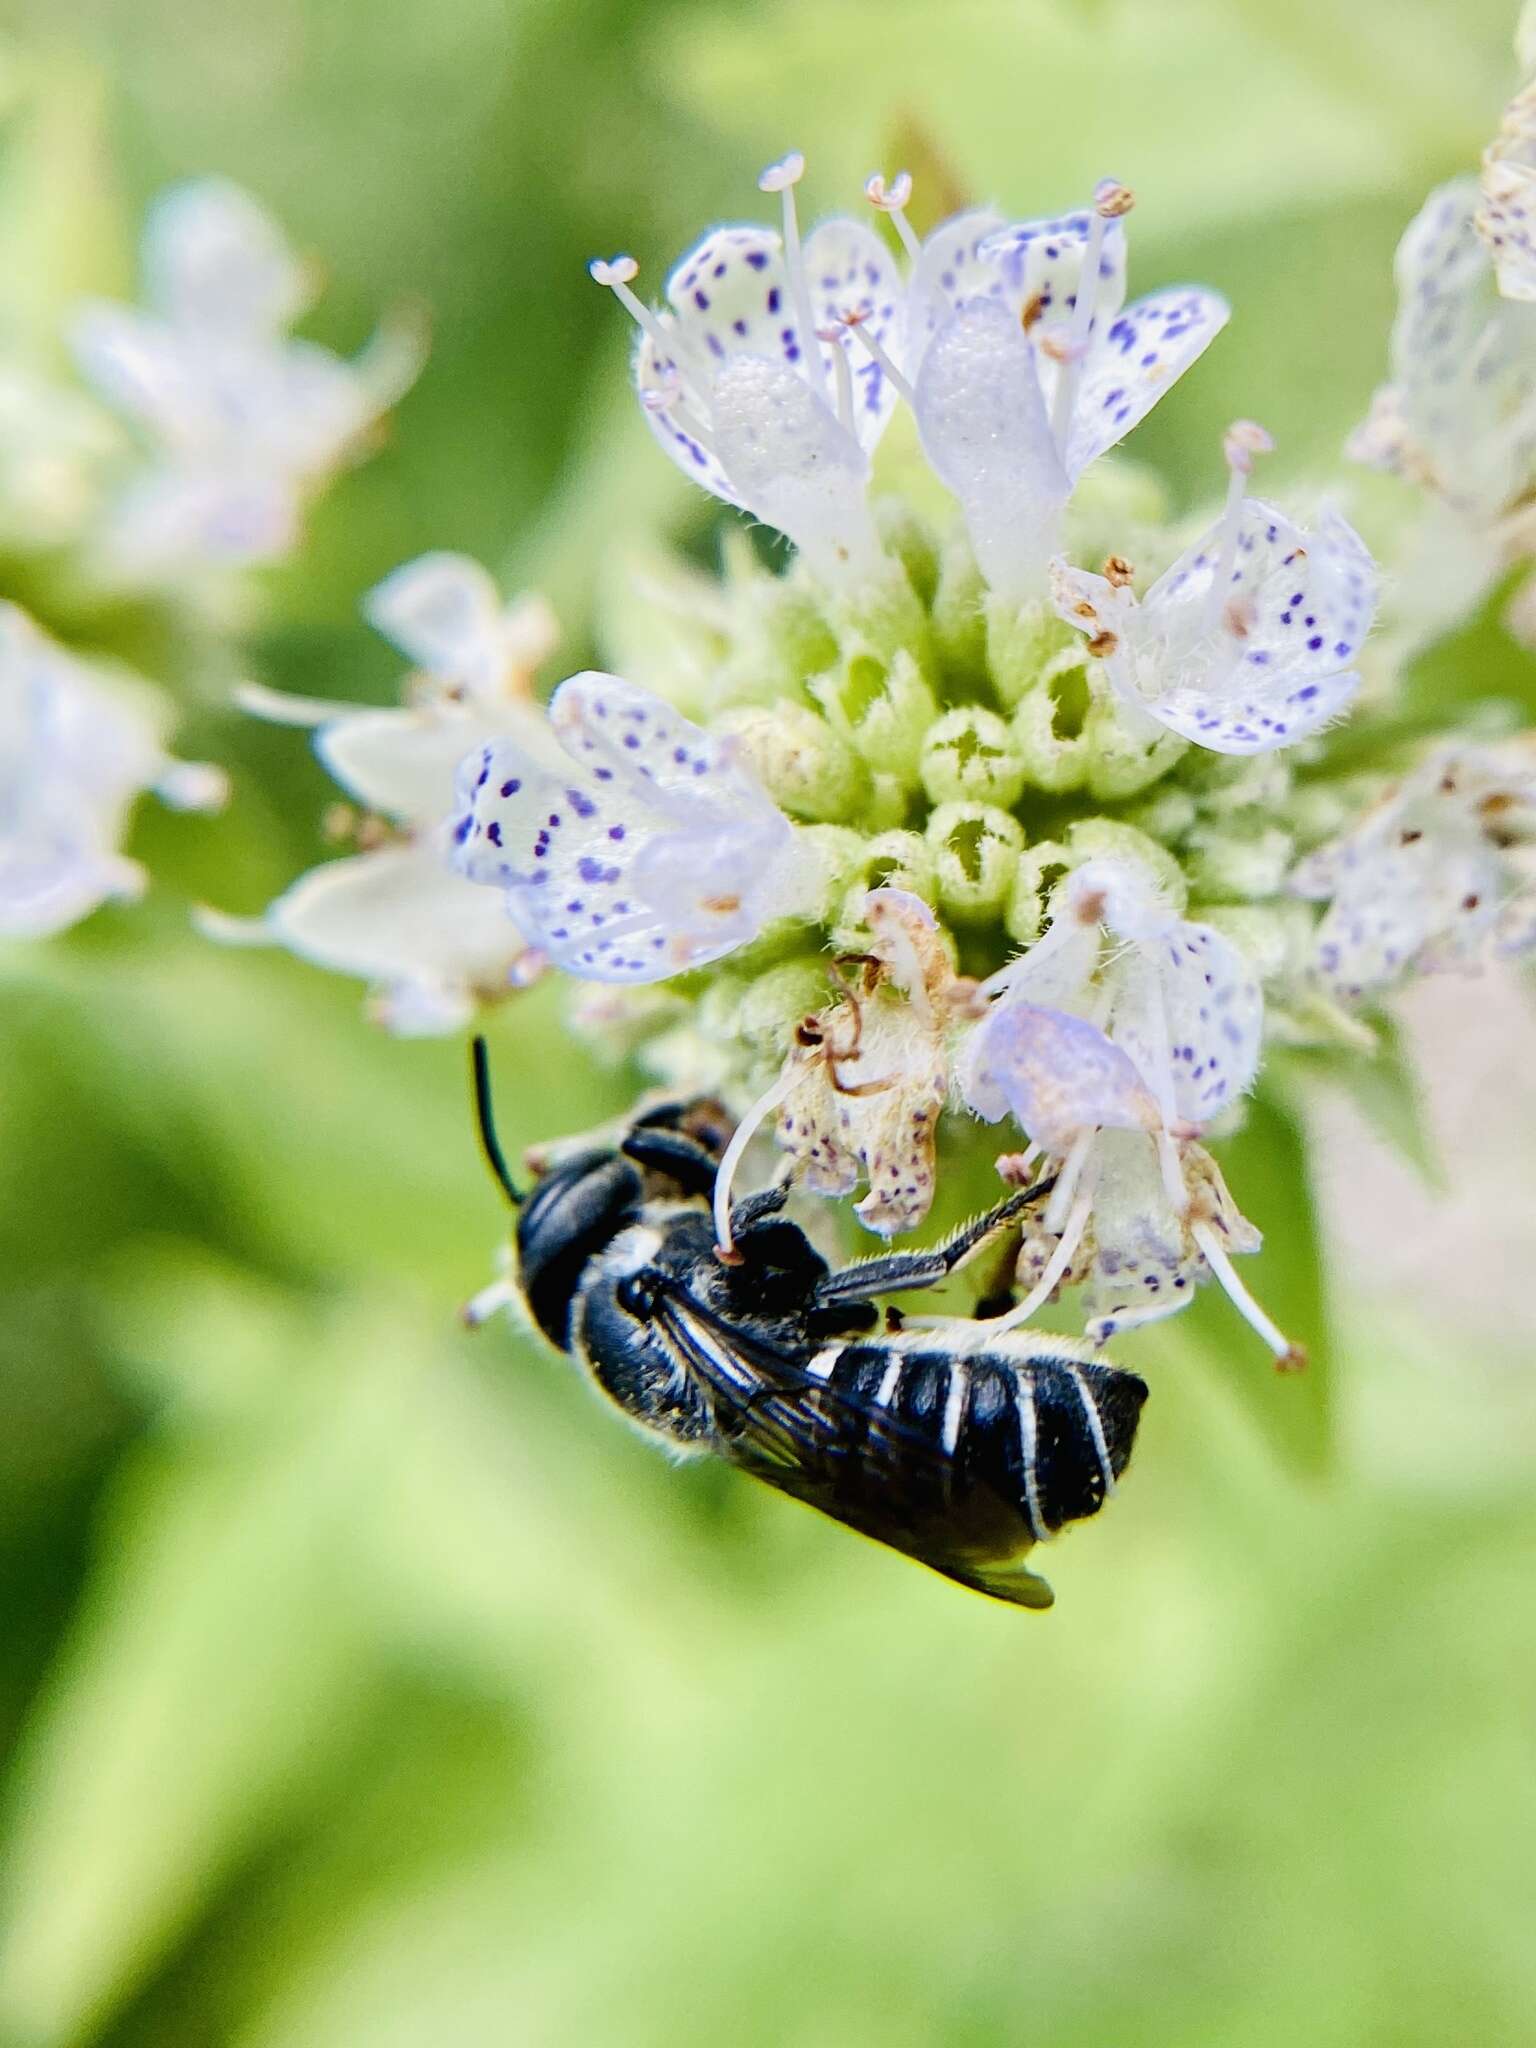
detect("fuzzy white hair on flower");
top-left (70, 177), bottom-right (424, 578)
top-left (0, 602), bottom-right (225, 939)
top-left (1292, 740), bottom-right (1536, 1003)
top-left (1053, 424), bottom-right (1377, 755)
top-left (905, 181), bottom-right (1228, 601)
top-left (450, 672), bottom-right (809, 983)
top-left (198, 555), bottom-right (548, 1033)
top-left (590, 152), bottom-right (904, 582)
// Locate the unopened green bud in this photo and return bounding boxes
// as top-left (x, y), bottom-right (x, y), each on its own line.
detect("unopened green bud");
top-left (985, 592), bottom-right (1072, 710)
top-left (829, 829), bottom-right (936, 947)
top-left (827, 556), bottom-right (934, 678)
top-left (789, 825), bottom-right (870, 921)
top-left (920, 706), bottom-right (1026, 807)
top-left (1065, 818), bottom-right (1188, 909)
top-left (1082, 694), bottom-right (1185, 801)
top-left (1005, 837), bottom-right (1073, 945)
top-left (1199, 901), bottom-right (1316, 985)
top-left (718, 702), bottom-right (871, 821)
top-left (874, 497), bottom-right (940, 608)
top-left (1011, 647), bottom-right (1094, 793)
top-left (1127, 785), bottom-right (1199, 842)
top-left (736, 957), bottom-right (838, 1054)
top-left (926, 802), bottom-right (1025, 923)
top-left (810, 644), bottom-right (937, 784)
top-left (931, 527), bottom-right (988, 685)
top-left (1184, 818), bottom-right (1295, 900)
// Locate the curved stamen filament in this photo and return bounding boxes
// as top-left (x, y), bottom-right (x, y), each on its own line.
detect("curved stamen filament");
top-left (817, 326), bottom-right (856, 436)
top-left (713, 1064), bottom-right (803, 1260)
top-left (1192, 1219), bottom-right (1305, 1368)
top-left (990, 1188), bottom-right (1094, 1333)
top-left (866, 170), bottom-right (922, 268)
top-left (589, 256), bottom-right (710, 393)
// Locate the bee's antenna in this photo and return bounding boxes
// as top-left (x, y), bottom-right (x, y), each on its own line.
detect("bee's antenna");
top-left (470, 1035), bottom-right (523, 1206)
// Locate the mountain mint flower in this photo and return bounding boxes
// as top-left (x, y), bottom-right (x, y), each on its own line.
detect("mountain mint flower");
top-left (1053, 425), bottom-right (1378, 754)
top-left (910, 183), bottom-right (1229, 599)
top-left (450, 672), bottom-right (808, 982)
top-left (1292, 739), bottom-right (1536, 1002)
top-left (0, 602), bottom-right (226, 938)
top-left (590, 152), bottom-right (903, 582)
top-left (200, 554), bottom-right (552, 1032)
top-left (70, 178), bottom-right (425, 580)
top-left (1348, 178), bottom-right (1536, 640)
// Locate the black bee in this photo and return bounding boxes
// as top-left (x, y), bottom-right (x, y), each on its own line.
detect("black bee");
top-left (469, 1039), bottom-right (1146, 1608)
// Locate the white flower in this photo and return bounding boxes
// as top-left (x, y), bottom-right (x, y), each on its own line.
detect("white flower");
top-left (590, 153), bottom-right (903, 583)
top-left (0, 602), bottom-right (225, 939)
top-left (773, 886), bottom-right (971, 1236)
top-left (1348, 178), bottom-right (1536, 637)
top-left (1052, 425), bottom-right (1377, 755)
top-left (953, 856), bottom-right (1293, 1358)
top-left (200, 554), bottom-right (553, 1032)
top-left (1479, 73), bottom-right (1536, 301)
top-left (70, 178), bottom-right (424, 580)
top-left (908, 182), bottom-right (1228, 601)
top-left (1292, 738), bottom-right (1536, 1003)
top-left (449, 671), bottom-right (808, 983)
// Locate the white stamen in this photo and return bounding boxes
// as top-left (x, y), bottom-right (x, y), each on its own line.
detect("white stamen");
top-left (589, 255), bottom-right (705, 386)
top-left (1044, 1127), bottom-right (1095, 1236)
top-left (1192, 1220), bottom-right (1304, 1368)
top-left (1050, 178), bottom-right (1134, 456)
top-left (990, 1189), bottom-right (1094, 1333)
top-left (840, 311), bottom-right (917, 408)
top-left (156, 760), bottom-right (229, 812)
top-left (757, 153), bottom-right (825, 402)
top-left (1203, 419), bottom-right (1273, 637)
top-left (817, 325), bottom-right (856, 437)
top-left (639, 377), bottom-right (721, 460)
top-left (865, 170), bottom-right (922, 265)
top-left (191, 904), bottom-right (276, 946)
top-left (461, 1275), bottom-right (519, 1329)
top-left (712, 1065), bottom-right (802, 1260)
top-left (234, 679), bottom-right (351, 727)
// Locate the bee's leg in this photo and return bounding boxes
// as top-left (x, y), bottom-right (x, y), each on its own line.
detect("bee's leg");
top-left (810, 1179), bottom-right (1056, 1309)
top-left (619, 1127), bottom-right (724, 1197)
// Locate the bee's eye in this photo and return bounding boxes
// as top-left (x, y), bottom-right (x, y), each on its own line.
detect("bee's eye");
top-left (616, 1271), bottom-right (659, 1320)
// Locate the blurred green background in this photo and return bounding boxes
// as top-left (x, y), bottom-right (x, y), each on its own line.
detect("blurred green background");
top-left (3, 1), bottom-right (1536, 2043)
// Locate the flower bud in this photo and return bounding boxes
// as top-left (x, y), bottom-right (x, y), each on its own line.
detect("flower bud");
top-left (1011, 647), bottom-right (1095, 793)
top-left (926, 801), bottom-right (1025, 923)
top-left (920, 706), bottom-right (1026, 807)
top-left (984, 593), bottom-right (1071, 710)
top-left (810, 643), bottom-right (938, 783)
top-left (718, 702), bottom-right (872, 821)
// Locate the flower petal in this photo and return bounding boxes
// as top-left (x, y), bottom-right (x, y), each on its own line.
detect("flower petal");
top-left (663, 225), bottom-right (799, 368)
top-left (708, 353), bottom-right (878, 577)
top-left (906, 207), bottom-right (1005, 371)
top-left (1063, 287), bottom-right (1229, 478)
top-left (142, 179), bottom-right (310, 336)
top-left (962, 1001), bottom-right (1161, 1153)
top-left (979, 207), bottom-right (1128, 342)
top-left (1111, 922), bottom-right (1263, 1124)
top-left (913, 300), bottom-right (1070, 600)
top-left (364, 552), bottom-right (506, 687)
top-left (802, 216), bottom-right (904, 446)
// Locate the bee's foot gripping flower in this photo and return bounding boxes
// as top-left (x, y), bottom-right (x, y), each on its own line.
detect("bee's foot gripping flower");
top-left (449, 673), bottom-right (812, 983)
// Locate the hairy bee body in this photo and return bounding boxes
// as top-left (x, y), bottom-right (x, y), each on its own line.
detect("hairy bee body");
top-left (505, 1095), bottom-right (1147, 1609)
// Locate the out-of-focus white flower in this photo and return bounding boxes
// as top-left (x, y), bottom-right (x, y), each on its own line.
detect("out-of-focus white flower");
top-left (0, 367), bottom-right (121, 551)
top-left (591, 152), bottom-right (902, 583)
top-left (1349, 178), bottom-right (1536, 639)
top-left (451, 670), bottom-right (810, 983)
top-left (908, 182), bottom-right (1228, 600)
top-left (200, 554), bottom-right (553, 1032)
top-left (1053, 425), bottom-right (1377, 755)
top-left (1292, 737), bottom-right (1536, 1003)
top-left (70, 178), bottom-right (425, 581)
top-left (0, 601), bottom-right (226, 938)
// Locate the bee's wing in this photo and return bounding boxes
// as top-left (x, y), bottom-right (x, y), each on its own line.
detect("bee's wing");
top-left (649, 1285), bottom-right (1057, 1610)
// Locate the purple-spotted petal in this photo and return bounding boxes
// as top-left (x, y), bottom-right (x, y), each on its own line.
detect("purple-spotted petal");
top-left (1110, 923), bottom-right (1262, 1125)
top-left (962, 1000), bottom-right (1162, 1154)
top-left (708, 354), bottom-right (878, 577)
top-left (906, 207), bottom-right (1006, 370)
top-left (1063, 287), bottom-right (1229, 479)
top-left (802, 217), bottom-right (904, 446)
top-left (978, 208), bottom-right (1128, 342)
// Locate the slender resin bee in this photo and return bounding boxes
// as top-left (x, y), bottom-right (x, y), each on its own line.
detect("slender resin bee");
top-left (470, 1040), bottom-right (1147, 1608)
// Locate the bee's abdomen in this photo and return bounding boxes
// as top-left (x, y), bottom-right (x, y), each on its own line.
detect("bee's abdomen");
top-left (823, 1343), bottom-right (1147, 1541)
